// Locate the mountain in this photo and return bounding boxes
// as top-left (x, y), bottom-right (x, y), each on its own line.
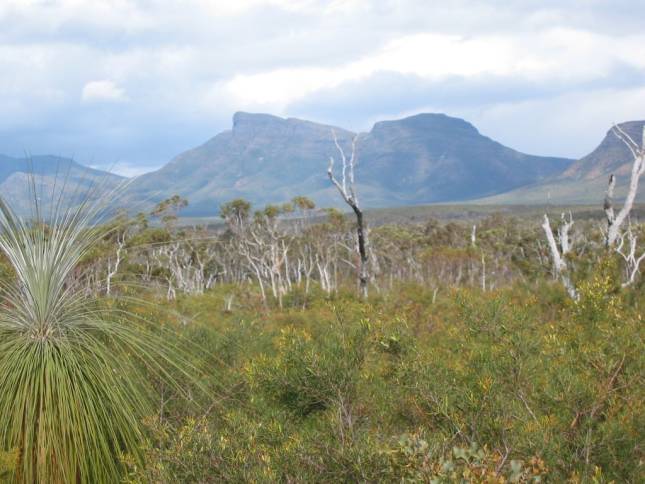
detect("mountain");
top-left (355, 114), bottom-right (571, 202)
top-left (0, 155), bottom-right (125, 214)
top-left (126, 112), bottom-right (573, 215)
top-left (126, 112), bottom-right (356, 214)
top-left (561, 121), bottom-right (644, 181)
top-left (480, 120), bottom-right (645, 204)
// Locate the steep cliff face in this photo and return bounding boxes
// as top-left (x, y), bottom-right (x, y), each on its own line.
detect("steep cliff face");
top-left (126, 112), bottom-right (356, 213)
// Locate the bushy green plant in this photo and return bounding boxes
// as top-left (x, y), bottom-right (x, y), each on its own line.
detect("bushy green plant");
top-left (0, 193), bottom-right (193, 482)
top-left (124, 417), bottom-right (218, 483)
top-left (387, 433), bottom-right (548, 483)
top-left (248, 320), bottom-right (369, 416)
top-left (111, 280), bottom-right (643, 482)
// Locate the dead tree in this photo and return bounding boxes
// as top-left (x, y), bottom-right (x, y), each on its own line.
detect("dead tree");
top-left (615, 224), bottom-right (645, 287)
top-left (542, 212), bottom-right (578, 299)
top-left (327, 130), bottom-right (369, 298)
top-left (605, 125), bottom-right (645, 247)
top-left (105, 232), bottom-right (126, 296)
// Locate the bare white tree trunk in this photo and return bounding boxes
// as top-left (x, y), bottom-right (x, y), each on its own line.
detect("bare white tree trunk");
top-left (615, 225), bottom-right (645, 287)
top-left (606, 125), bottom-right (645, 247)
top-left (224, 294), bottom-right (234, 312)
top-left (480, 253), bottom-right (486, 291)
top-left (599, 125), bottom-right (645, 287)
top-left (542, 213), bottom-right (578, 299)
top-left (166, 276), bottom-right (176, 301)
top-left (328, 130), bottom-right (369, 298)
top-left (106, 233), bottom-right (126, 296)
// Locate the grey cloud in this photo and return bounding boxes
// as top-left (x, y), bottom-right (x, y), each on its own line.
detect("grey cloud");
top-left (286, 67), bottom-right (645, 158)
top-left (288, 65), bottom-right (645, 127)
top-left (0, 0), bottom-right (643, 174)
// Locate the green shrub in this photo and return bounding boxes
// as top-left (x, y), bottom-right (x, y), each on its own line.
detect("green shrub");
top-left (249, 320), bottom-right (369, 416)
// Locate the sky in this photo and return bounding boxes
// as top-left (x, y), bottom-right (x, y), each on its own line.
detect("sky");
top-left (1, 0), bottom-right (644, 176)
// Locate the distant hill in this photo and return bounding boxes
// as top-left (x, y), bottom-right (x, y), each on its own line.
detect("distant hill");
top-left (125, 112), bottom-right (356, 214)
top-left (480, 120), bottom-right (645, 204)
top-left (125, 112), bottom-right (573, 215)
top-left (5, 116), bottom-right (641, 215)
top-left (0, 155), bottom-right (125, 214)
top-left (562, 121), bottom-right (644, 181)
top-left (355, 113), bottom-right (571, 203)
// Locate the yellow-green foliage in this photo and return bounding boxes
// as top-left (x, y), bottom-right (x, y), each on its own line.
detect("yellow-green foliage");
top-left (2, 199), bottom-right (642, 482)
top-left (0, 449), bottom-right (18, 480)
top-left (123, 280), bottom-right (643, 482)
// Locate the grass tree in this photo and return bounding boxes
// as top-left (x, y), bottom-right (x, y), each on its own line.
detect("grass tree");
top-left (0, 186), bottom-right (192, 483)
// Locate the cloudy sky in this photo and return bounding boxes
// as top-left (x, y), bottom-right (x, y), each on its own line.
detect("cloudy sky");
top-left (1, 0), bottom-right (644, 176)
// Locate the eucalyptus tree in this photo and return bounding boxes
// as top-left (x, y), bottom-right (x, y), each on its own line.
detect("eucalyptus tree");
top-left (604, 125), bottom-right (645, 286)
top-left (605, 125), bottom-right (645, 247)
top-left (151, 194), bottom-right (189, 231)
top-left (541, 212), bottom-right (578, 299)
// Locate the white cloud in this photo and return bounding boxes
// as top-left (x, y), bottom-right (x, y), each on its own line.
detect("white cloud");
top-left (0, 0), bottom-right (643, 169)
top-left (81, 80), bottom-right (128, 103)
top-left (220, 27), bottom-right (645, 111)
top-left (460, 86), bottom-right (645, 158)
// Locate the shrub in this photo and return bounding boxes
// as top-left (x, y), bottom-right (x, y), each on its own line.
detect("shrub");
top-left (387, 433), bottom-right (548, 483)
top-left (249, 321), bottom-right (369, 416)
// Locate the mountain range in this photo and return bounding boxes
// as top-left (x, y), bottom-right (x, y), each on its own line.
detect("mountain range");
top-left (1, 113), bottom-right (643, 215)
top-left (123, 112), bottom-right (573, 215)
top-left (0, 155), bottom-right (124, 214)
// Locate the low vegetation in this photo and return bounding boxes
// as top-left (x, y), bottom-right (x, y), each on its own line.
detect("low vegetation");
top-left (126, 276), bottom-right (642, 482)
top-left (0, 193), bottom-right (642, 482)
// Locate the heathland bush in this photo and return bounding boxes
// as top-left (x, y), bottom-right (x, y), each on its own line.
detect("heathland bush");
top-left (121, 280), bottom-right (642, 482)
top-left (0, 200), bottom-right (642, 482)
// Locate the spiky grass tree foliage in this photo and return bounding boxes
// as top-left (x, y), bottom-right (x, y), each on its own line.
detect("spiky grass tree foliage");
top-left (0, 192), bottom-right (187, 483)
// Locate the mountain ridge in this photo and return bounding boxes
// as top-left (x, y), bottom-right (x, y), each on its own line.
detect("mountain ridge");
top-left (5, 114), bottom-right (642, 215)
top-left (478, 120), bottom-right (645, 204)
top-left (0, 155), bottom-right (125, 214)
top-left (124, 111), bottom-right (574, 215)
